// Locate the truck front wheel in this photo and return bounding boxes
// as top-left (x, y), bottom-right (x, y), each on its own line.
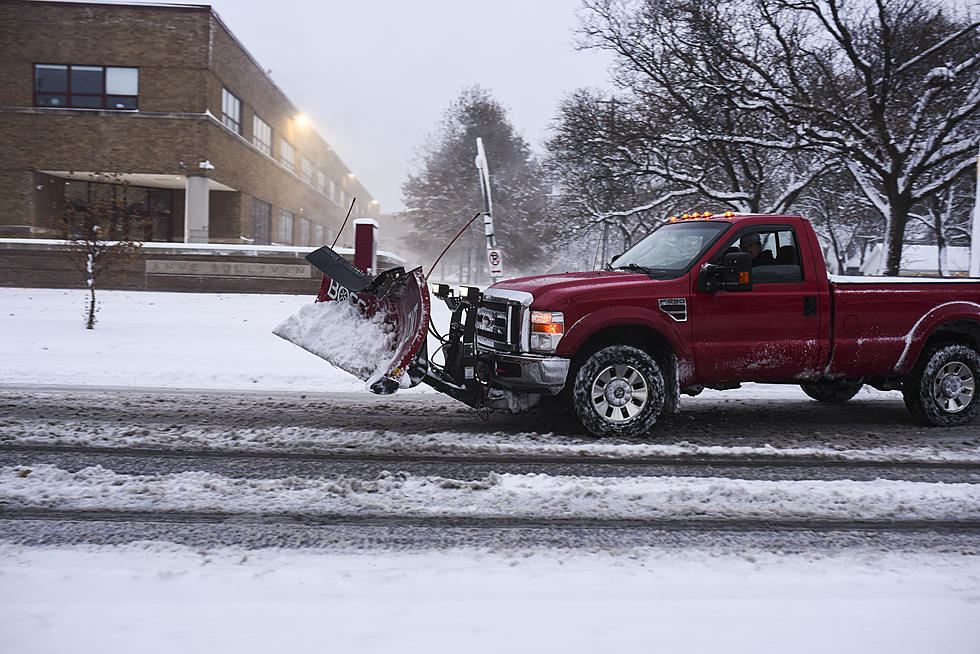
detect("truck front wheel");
top-left (903, 344), bottom-right (980, 427)
top-left (572, 345), bottom-right (665, 438)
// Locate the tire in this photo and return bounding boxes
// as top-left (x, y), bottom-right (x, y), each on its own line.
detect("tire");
top-left (902, 344), bottom-right (980, 427)
top-left (800, 379), bottom-right (863, 403)
top-left (572, 345), bottom-right (665, 438)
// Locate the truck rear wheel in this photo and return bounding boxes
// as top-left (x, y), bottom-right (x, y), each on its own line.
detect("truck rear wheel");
top-left (572, 345), bottom-right (664, 438)
top-left (903, 344), bottom-right (980, 427)
top-left (800, 380), bottom-right (863, 403)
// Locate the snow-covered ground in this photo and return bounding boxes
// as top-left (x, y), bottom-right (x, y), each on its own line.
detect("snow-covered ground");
top-left (1, 287), bottom-right (979, 653)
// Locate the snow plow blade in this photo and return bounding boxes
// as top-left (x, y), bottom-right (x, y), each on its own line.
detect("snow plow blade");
top-left (273, 246), bottom-right (430, 394)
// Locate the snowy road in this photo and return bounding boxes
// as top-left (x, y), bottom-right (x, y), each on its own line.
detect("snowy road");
top-left (3, 289), bottom-right (980, 653)
top-left (3, 386), bottom-right (979, 550)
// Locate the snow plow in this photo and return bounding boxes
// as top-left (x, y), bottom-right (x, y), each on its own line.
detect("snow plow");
top-left (273, 244), bottom-right (490, 408)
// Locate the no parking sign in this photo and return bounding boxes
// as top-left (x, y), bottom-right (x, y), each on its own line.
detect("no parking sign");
top-left (487, 248), bottom-right (503, 278)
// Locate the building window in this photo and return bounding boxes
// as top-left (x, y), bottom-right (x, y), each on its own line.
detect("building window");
top-left (252, 199), bottom-right (271, 245)
top-left (252, 115), bottom-right (271, 156)
top-left (63, 180), bottom-right (170, 241)
top-left (313, 223), bottom-right (325, 246)
top-left (298, 218), bottom-right (311, 246)
top-left (328, 179), bottom-right (337, 203)
top-left (315, 170), bottom-right (325, 193)
top-left (278, 210), bottom-right (293, 245)
top-left (221, 88), bottom-right (241, 134)
top-left (301, 158), bottom-right (313, 184)
top-left (280, 140), bottom-right (295, 172)
top-left (34, 64), bottom-right (138, 110)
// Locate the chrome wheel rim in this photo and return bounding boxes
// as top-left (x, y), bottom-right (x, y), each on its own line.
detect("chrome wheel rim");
top-left (590, 364), bottom-right (649, 423)
top-left (932, 361), bottom-right (975, 414)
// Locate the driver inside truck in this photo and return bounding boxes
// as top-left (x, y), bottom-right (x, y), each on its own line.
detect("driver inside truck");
top-left (739, 233), bottom-right (776, 267)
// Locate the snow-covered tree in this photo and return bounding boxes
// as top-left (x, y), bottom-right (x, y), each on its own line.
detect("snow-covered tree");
top-left (550, 0), bottom-right (831, 235)
top-left (62, 174), bottom-right (147, 329)
top-left (563, 0), bottom-right (979, 276)
top-left (545, 90), bottom-right (679, 268)
top-left (907, 174), bottom-right (974, 276)
top-left (401, 87), bottom-right (549, 282)
top-left (688, 0), bottom-right (979, 275)
top-left (796, 168), bottom-right (885, 273)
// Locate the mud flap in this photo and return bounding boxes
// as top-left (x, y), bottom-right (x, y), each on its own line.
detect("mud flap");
top-left (273, 246), bottom-right (430, 394)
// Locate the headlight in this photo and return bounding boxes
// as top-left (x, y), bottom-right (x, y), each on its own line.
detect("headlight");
top-left (530, 310), bottom-right (564, 353)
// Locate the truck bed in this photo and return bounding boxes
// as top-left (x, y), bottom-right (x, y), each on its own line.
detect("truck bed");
top-left (827, 275), bottom-right (980, 378)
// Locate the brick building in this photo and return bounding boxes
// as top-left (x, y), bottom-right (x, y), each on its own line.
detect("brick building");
top-left (0, 0), bottom-right (380, 248)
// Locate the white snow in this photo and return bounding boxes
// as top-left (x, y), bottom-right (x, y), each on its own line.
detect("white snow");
top-left (0, 287), bottom-right (416, 393)
top-left (273, 296), bottom-right (398, 386)
top-left (2, 544), bottom-right (976, 654)
top-left (1, 286), bottom-right (979, 653)
top-left (4, 463), bottom-right (979, 522)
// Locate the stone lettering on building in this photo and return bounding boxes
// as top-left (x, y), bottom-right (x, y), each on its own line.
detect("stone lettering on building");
top-left (146, 260), bottom-right (311, 278)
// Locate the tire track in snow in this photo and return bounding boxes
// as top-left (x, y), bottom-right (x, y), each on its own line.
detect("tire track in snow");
top-left (3, 507), bottom-right (980, 535)
top-left (3, 444), bottom-right (980, 483)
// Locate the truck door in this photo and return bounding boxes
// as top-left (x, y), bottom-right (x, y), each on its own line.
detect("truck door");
top-left (690, 225), bottom-right (824, 383)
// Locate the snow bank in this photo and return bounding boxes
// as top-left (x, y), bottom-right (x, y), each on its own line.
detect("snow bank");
top-left (0, 288), bottom-right (445, 393)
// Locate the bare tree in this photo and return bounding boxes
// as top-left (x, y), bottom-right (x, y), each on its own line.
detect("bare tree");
top-left (62, 174), bottom-right (148, 329)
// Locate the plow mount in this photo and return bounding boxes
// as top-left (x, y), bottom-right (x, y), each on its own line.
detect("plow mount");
top-left (274, 245), bottom-right (488, 407)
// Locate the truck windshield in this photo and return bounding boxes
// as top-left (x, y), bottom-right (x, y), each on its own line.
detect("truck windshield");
top-left (610, 221), bottom-right (730, 277)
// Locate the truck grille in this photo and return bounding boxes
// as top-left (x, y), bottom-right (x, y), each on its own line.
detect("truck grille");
top-left (476, 299), bottom-right (523, 352)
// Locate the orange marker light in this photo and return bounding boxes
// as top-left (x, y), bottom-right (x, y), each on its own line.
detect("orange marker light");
top-left (738, 271), bottom-right (750, 284)
top-left (532, 322), bottom-right (564, 334)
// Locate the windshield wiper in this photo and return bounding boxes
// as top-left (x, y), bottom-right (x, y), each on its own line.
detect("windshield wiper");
top-left (614, 263), bottom-right (655, 274)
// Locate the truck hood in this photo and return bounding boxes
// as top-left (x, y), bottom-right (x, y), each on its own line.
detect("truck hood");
top-left (489, 270), bottom-right (683, 310)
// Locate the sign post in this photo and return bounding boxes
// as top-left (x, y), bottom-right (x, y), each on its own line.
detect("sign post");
top-left (475, 138), bottom-right (504, 279)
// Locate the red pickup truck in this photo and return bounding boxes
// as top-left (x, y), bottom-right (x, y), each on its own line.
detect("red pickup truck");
top-left (423, 213), bottom-right (980, 437)
top-left (291, 213), bottom-right (980, 438)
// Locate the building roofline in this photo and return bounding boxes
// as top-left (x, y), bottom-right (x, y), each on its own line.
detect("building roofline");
top-left (9, 1), bottom-right (213, 12)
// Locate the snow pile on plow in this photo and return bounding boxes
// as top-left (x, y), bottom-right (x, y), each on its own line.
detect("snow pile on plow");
top-left (273, 299), bottom-right (399, 388)
top-left (273, 246), bottom-right (431, 394)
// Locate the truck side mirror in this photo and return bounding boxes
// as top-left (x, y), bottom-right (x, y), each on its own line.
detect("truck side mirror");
top-left (722, 252), bottom-right (753, 291)
top-left (699, 252), bottom-right (753, 292)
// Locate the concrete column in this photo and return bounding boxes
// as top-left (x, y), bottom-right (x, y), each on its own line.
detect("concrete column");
top-left (184, 175), bottom-right (210, 243)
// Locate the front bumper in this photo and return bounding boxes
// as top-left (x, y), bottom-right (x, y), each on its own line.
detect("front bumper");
top-left (480, 350), bottom-right (571, 395)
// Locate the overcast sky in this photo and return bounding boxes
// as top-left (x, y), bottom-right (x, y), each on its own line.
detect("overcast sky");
top-left (201, 0), bottom-right (614, 213)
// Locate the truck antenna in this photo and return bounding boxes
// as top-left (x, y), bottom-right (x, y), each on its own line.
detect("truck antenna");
top-left (331, 197), bottom-right (357, 248)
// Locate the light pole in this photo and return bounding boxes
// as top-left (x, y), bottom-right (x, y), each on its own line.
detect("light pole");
top-left (970, 143), bottom-right (980, 277)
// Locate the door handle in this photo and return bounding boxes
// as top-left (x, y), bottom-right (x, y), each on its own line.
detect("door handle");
top-left (803, 296), bottom-right (817, 317)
